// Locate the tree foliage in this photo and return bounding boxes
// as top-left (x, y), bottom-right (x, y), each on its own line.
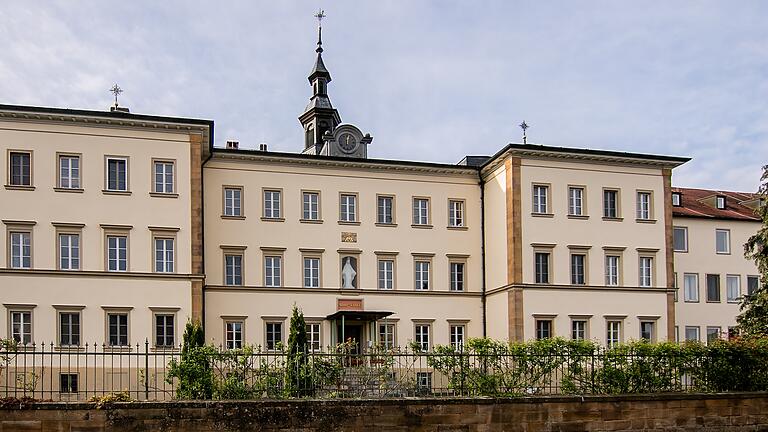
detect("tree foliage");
top-left (166, 319), bottom-right (214, 399)
top-left (738, 164), bottom-right (768, 339)
top-left (285, 305), bottom-right (311, 397)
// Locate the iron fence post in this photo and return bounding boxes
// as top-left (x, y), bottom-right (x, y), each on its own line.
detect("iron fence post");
top-left (144, 339), bottom-right (150, 400)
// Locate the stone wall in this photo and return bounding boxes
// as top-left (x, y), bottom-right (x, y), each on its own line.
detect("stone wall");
top-left (1, 393), bottom-right (768, 431)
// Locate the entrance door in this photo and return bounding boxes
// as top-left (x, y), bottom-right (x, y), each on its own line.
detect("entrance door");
top-left (337, 324), bottom-right (363, 354)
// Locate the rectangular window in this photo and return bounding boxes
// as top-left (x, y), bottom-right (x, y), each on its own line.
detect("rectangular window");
top-left (224, 254), bottom-right (243, 286)
top-left (379, 323), bottom-right (396, 349)
top-left (639, 257), bottom-right (653, 287)
top-left (570, 254), bottom-right (586, 285)
top-left (448, 200), bottom-right (465, 227)
top-left (747, 276), bottom-right (760, 296)
top-left (302, 192), bottom-right (320, 221)
top-left (155, 314), bottom-right (175, 347)
top-left (10, 232), bottom-right (32, 269)
top-left (223, 187), bottom-right (242, 217)
top-left (636, 191), bottom-right (651, 220)
top-left (534, 252), bottom-right (550, 284)
top-left (673, 227), bottom-right (688, 252)
top-left (605, 255), bottom-right (620, 286)
top-left (416, 372), bottom-right (432, 392)
top-left (412, 198), bottom-right (430, 225)
top-left (303, 257), bottom-right (321, 288)
top-left (263, 190), bottom-right (281, 219)
top-left (58, 155), bottom-right (80, 189)
top-left (60, 373), bottom-right (78, 394)
top-left (154, 238), bottom-right (174, 273)
top-left (10, 311), bottom-right (32, 344)
top-left (106, 157), bottom-right (127, 191)
top-left (706, 274), bottom-right (721, 302)
top-left (266, 322), bottom-right (283, 350)
top-left (571, 320), bottom-right (587, 341)
top-left (377, 195), bottom-right (394, 224)
top-left (9, 151), bottom-right (31, 186)
top-left (225, 321), bottom-right (243, 349)
top-left (450, 325), bottom-right (465, 349)
top-left (672, 192), bottom-right (681, 207)
top-left (106, 235), bottom-right (127, 272)
top-left (264, 256), bottom-right (282, 287)
top-left (715, 229), bottom-right (730, 254)
top-left (706, 326), bottom-right (721, 344)
top-left (306, 323), bottom-right (321, 352)
top-left (59, 312), bottom-right (80, 346)
top-left (568, 186), bottom-right (584, 216)
top-left (536, 319), bottom-right (552, 340)
top-left (684, 273), bottom-right (699, 302)
top-left (414, 260), bottom-right (430, 290)
top-left (107, 313), bottom-right (129, 346)
top-left (377, 259), bottom-right (394, 290)
top-left (59, 233), bottom-right (80, 270)
top-left (449, 262), bottom-right (465, 292)
top-left (685, 326), bottom-right (700, 342)
top-left (640, 321), bottom-right (655, 342)
top-left (606, 320), bottom-right (621, 348)
top-left (716, 196), bottom-right (726, 209)
top-left (603, 189), bottom-right (619, 218)
top-left (340, 194), bottom-right (357, 222)
top-left (153, 161), bottom-right (174, 194)
top-left (414, 324), bottom-right (430, 351)
top-left (726, 275), bottom-right (741, 303)
top-left (532, 185), bottom-right (548, 214)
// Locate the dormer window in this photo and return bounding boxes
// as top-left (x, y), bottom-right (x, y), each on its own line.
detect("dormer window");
top-left (716, 195), bottom-right (726, 210)
top-left (671, 192), bottom-right (681, 207)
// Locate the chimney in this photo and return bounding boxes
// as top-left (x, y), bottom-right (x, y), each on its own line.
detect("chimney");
top-left (226, 140), bottom-right (239, 150)
top-left (259, 143), bottom-right (268, 152)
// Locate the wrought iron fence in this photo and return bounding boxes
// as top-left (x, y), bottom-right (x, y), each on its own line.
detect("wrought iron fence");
top-left (1, 341), bottom-right (767, 401)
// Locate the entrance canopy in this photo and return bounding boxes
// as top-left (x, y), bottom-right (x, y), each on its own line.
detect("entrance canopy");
top-left (325, 310), bottom-right (393, 321)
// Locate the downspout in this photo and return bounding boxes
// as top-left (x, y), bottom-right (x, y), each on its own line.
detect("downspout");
top-left (200, 123), bottom-right (214, 334)
top-left (480, 175), bottom-right (487, 338)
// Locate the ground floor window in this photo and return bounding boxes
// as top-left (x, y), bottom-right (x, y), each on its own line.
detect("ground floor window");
top-left (266, 322), bottom-right (283, 350)
top-left (225, 320), bottom-right (243, 349)
top-left (606, 320), bottom-right (622, 348)
top-left (571, 320), bottom-right (587, 341)
top-left (379, 323), bottom-right (396, 349)
top-left (306, 323), bottom-right (321, 352)
top-left (450, 325), bottom-right (465, 350)
top-left (535, 319), bottom-right (552, 340)
top-left (414, 324), bottom-right (430, 351)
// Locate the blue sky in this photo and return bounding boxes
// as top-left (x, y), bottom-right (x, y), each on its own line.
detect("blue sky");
top-left (1, 1), bottom-right (766, 191)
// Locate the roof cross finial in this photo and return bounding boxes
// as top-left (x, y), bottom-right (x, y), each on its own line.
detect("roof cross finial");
top-left (519, 120), bottom-right (529, 144)
top-left (314, 9), bottom-right (326, 53)
top-left (109, 84), bottom-right (123, 107)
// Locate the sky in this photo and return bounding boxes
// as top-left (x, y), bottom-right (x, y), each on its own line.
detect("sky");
top-left (1, 1), bottom-right (767, 192)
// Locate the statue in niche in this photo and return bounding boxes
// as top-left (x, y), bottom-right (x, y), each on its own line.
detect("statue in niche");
top-left (342, 256), bottom-right (357, 289)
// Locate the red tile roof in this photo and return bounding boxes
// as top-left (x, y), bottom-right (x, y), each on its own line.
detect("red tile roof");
top-left (672, 187), bottom-right (761, 221)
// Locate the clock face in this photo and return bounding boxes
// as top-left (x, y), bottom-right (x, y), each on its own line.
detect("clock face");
top-left (338, 133), bottom-right (357, 153)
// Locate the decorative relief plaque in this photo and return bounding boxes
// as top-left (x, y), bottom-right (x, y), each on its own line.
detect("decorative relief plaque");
top-left (341, 232), bottom-right (357, 243)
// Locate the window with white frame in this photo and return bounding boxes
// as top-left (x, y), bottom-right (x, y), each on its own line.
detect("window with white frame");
top-left (450, 262), bottom-right (465, 292)
top-left (726, 275), bottom-right (741, 303)
top-left (416, 372), bottom-right (432, 392)
top-left (153, 161), bottom-right (174, 194)
top-left (684, 273), bottom-right (699, 302)
top-left (706, 326), bottom-right (721, 344)
top-left (377, 258), bottom-right (394, 290)
top-left (571, 320), bottom-right (587, 341)
top-left (155, 314), bottom-right (175, 347)
top-left (106, 235), bottom-right (128, 272)
top-left (716, 195), bottom-right (726, 209)
top-left (266, 322), bottom-right (283, 350)
top-left (340, 194), bottom-right (357, 222)
top-left (263, 190), bottom-right (281, 219)
top-left (536, 319), bottom-right (552, 340)
top-left (379, 323), bottom-right (396, 349)
top-left (59, 233), bottom-right (80, 270)
top-left (225, 321), bottom-right (243, 349)
top-left (9, 151), bottom-right (32, 186)
top-left (671, 192), bottom-right (681, 207)
top-left (606, 320), bottom-right (622, 348)
top-left (58, 155), bottom-right (80, 189)
top-left (377, 195), bottom-right (394, 224)
top-left (59, 312), bottom-right (80, 346)
top-left (715, 229), bottom-right (730, 254)
top-left (673, 227), bottom-right (688, 252)
top-left (603, 189), bottom-right (619, 218)
top-left (223, 187), bottom-right (242, 217)
top-left (306, 323), bottom-right (321, 352)
top-left (105, 157), bottom-right (127, 191)
top-left (264, 256), bottom-right (282, 287)
top-left (10, 311), bottom-right (32, 344)
top-left (570, 254), bottom-right (586, 285)
top-left (532, 185), bottom-right (548, 214)
top-left (412, 198), bottom-right (429, 225)
top-left (154, 238), bottom-right (174, 273)
top-left (639, 256), bottom-right (653, 287)
top-left (303, 257), bottom-right (321, 288)
top-left (9, 231), bottom-right (31, 269)
top-left (448, 200), bottom-right (465, 227)
top-left (636, 191), bottom-right (651, 220)
top-left (640, 321), bottom-right (655, 342)
top-left (684, 326), bottom-right (699, 342)
top-left (414, 260), bottom-right (430, 290)
top-left (605, 255), bottom-right (620, 286)
top-left (302, 192), bottom-right (320, 220)
top-left (450, 324), bottom-right (465, 349)
top-left (107, 313), bottom-right (129, 346)
top-left (224, 253), bottom-right (243, 286)
top-left (414, 324), bottom-right (430, 351)
top-left (534, 252), bottom-right (550, 284)
top-left (568, 186), bottom-right (584, 216)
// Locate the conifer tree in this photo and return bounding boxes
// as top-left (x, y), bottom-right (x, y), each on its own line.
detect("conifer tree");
top-left (738, 165), bottom-right (768, 339)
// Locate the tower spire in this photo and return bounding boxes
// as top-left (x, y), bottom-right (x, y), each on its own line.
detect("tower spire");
top-left (315, 9), bottom-right (325, 54)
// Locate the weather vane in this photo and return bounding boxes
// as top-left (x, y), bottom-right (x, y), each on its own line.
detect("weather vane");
top-left (109, 84), bottom-right (123, 107)
top-left (314, 9), bottom-right (326, 53)
top-left (519, 121), bottom-right (529, 144)
top-left (314, 9), bottom-right (326, 25)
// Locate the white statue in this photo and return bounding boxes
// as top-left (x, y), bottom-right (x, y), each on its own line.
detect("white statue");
top-left (342, 257), bottom-right (357, 288)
